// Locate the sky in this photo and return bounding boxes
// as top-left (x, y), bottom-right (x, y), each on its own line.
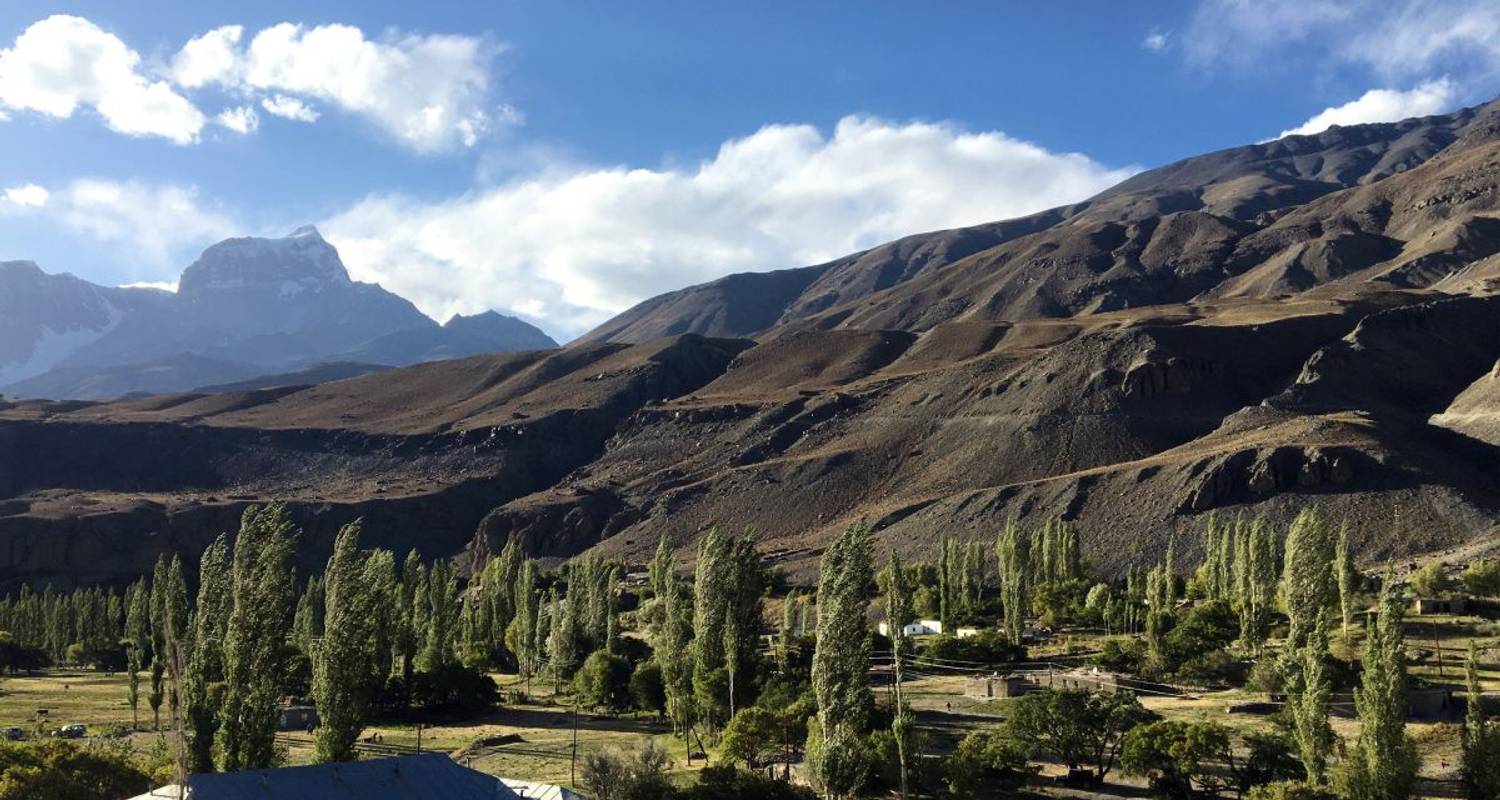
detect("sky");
top-left (0, 1), bottom-right (1496, 341)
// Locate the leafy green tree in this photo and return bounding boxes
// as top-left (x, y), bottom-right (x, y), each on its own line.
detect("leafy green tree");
top-left (1336, 575), bottom-right (1417, 800)
top-left (721, 706), bottom-right (783, 767)
top-left (1335, 524), bottom-right (1356, 650)
top-left (0, 738), bottom-right (151, 800)
top-left (1006, 688), bottom-right (1156, 780)
top-left (185, 532), bottom-right (231, 773)
top-left (1123, 720), bottom-right (1234, 800)
top-left (809, 523), bottom-right (874, 800)
top-left (996, 520), bottom-right (1030, 643)
top-left (945, 729), bottom-right (1027, 797)
top-left (216, 503), bottom-right (300, 772)
top-left (148, 556), bottom-right (168, 731)
top-left (1282, 508), bottom-right (1335, 655)
top-left (1409, 561), bottom-right (1451, 598)
top-left (1463, 561), bottom-right (1500, 599)
top-left (313, 521), bottom-right (375, 763)
top-left (1287, 620), bottom-right (1335, 784)
top-left (655, 575), bottom-right (697, 743)
top-left (576, 649), bottom-right (632, 713)
top-left (1462, 640), bottom-right (1500, 800)
top-left (885, 550), bottom-right (914, 799)
top-left (630, 660), bottom-right (666, 717)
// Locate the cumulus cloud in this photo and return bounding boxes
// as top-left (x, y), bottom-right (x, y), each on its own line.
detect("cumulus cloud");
top-left (215, 105), bottom-right (259, 134)
top-left (169, 25), bottom-right (243, 89)
top-left (0, 15), bottom-right (205, 144)
top-left (0, 15), bottom-right (499, 151)
top-left (46, 180), bottom-right (238, 272)
top-left (237, 23), bottom-right (496, 150)
top-left (322, 115), bottom-right (1136, 339)
top-left (4, 183), bottom-right (48, 207)
top-left (1277, 79), bottom-right (1458, 138)
top-left (260, 94), bottom-right (319, 122)
top-left (1142, 30), bottom-right (1170, 53)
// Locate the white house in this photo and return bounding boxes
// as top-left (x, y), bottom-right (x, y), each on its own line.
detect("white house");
top-left (878, 620), bottom-right (943, 637)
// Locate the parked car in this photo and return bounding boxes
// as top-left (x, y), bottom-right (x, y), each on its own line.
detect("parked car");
top-left (2, 727), bottom-right (22, 741)
top-left (51, 724), bottom-right (85, 739)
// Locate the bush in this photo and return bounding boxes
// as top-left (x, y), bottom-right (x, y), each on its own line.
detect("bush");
top-left (1163, 600), bottom-right (1238, 670)
top-left (629, 660), bottom-right (666, 716)
top-left (580, 740), bottom-right (675, 800)
top-left (576, 650), bottom-right (633, 713)
top-left (1092, 637), bottom-right (1145, 673)
top-left (1246, 658), bottom-right (1284, 694)
top-left (1463, 560), bottom-right (1500, 598)
top-left (923, 630), bottom-right (1025, 664)
top-left (721, 707), bottom-right (783, 767)
top-left (682, 765), bottom-right (816, 800)
top-left (1410, 561), bottom-right (1452, 598)
top-left (0, 739), bottom-right (150, 800)
top-left (1245, 781), bottom-right (1341, 800)
top-left (946, 729), bottom-right (1028, 796)
top-left (405, 663), bottom-right (499, 716)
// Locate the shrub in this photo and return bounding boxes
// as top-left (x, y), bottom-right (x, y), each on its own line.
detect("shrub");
top-left (629, 660), bottom-right (666, 717)
top-left (1410, 561), bottom-right (1452, 598)
top-left (683, 765), bottom-right (816, 800)
top-left (720, 707), bottom-right (783, 767)
top-left (946, 729), bottom-right (1028, 796)
top-left (1007, 688), bottom-right (1156, 780)
top-left (1092, 637), bottom-right (1145, 673)
top-left (1245, 781), bottom-right (1341, 800)
top-left (1462, 560), bottom-right (1500, 598)
top-left (0, 739), bottom-right (150, 800)
top-left (923, 630), bottom-right (1025, 664)
top-left (575, 650), bottom-right (633, 713)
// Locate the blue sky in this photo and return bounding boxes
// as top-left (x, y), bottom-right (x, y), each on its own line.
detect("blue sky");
top-left (0, 1), bottom-right (1495, 340)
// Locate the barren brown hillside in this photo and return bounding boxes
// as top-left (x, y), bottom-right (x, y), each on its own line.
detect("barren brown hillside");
top-left (4, 100), bottom-right (1500, 587)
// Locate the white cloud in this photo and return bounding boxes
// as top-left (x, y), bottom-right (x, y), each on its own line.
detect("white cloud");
top-left (239, 23), bottom-right (495, 151)
top-left (1277, 78), bottom-right (1458, 138)
top-left (260, 94), bottom-right (319, 122)
top-left (50, 180), bottom-right (238, 271)
top-left (4, 183), bottom-right (48, 207)
top-left (0, 15), bottom-right (205, 144)
top-left (170, 25), bottom-right (243, 89)
top-left (1143, 30), bottom-right (1170, 53)
top-left (215, 105), bottom-right (259, 134)
top-left (322, 115), bottom-right (1136, 338)
top-left (119, 280), bottom-right (178, 293)
top-left (1185, 0), bottom-right (1500, 82)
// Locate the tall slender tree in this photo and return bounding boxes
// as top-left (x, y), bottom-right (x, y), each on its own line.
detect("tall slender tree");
top-left (886, 550), bottom-right (914, 800)
top-left (1289, 619), bottom-right (1335, 784)
top-left (313, 521), bottom-right (375, 763)
top-left (216, 503), bottom-right (300, 772)
top-left (1337, 574), bottom-right (1417, 800)
top-left (1462, 639), bottom-right (1500, 800)
top-left (185, 533), bottom-right (231, 773)
top-left (809, 523), bottom-right (873, 800)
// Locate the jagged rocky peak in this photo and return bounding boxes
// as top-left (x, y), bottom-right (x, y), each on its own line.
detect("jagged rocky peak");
top-left (177, 224), bottom-right (352, 297)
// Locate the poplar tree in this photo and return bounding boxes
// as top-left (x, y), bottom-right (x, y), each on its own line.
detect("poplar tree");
top-left (1337, 575), bottom-right (1416, 800)
top-left (510, 560), bottom-right (539, 686)
top-left (1462, 640), bottom-right (1500, 800)
top-left (937, 536), bottom-right (954, 631)
top-left (148, 556), bottom-right (168, 730)
top-left (809, 523), bottom-right (873, 800)
top-left (656, 575), bottom-right (697, 745)
top-left (549, 587), bottom-right (574, 694)
top-left (1289, 619), bottom-right (1335, 783)
top-left (692, 527), bottom-right (731, 717)
top-left (779, 589), bottom-right (799, 672)
top-left (313, 522), bottom-right (374, 763)
top-left (162, 557), bottom-right (190, 725)
top-left (216, 503), bottom-right (300, 772)
top-left (186, 533), bottom-right (231, 773)
top-left (1336, 523), bottom-right (1356, 651)
top-left (361, 550), bottom-right (397, 689)
top-left (395, 551), bottom-right (422, 683)
top-left (124, 578), bottom-right (149, 730)
top-left (1282, 507), bottom-right (1336, 657)
top-left (886, 550), bottom-right (914, 800)
top-left (996, 520), bottom-right (1030, 643)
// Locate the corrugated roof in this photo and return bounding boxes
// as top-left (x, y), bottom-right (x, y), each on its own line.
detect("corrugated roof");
top-left (500, 778), bottom-right (584, 800)
top-left (169, 754), bottom-right (521, 800)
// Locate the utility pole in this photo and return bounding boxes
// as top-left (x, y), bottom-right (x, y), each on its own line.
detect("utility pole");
top-left (1435, 622), bottom-right (1445, 678)
top-left (416, 724), bottom-right (422, 753)
top-left (570, 694), bottom-right (579, 786)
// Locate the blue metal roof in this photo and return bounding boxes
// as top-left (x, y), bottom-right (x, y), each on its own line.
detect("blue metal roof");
top-left (183, 754), bottom-right (522, 800)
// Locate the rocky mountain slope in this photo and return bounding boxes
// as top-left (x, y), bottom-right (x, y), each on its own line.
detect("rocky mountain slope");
top-left (0, 227), bottom-right (557, 400)
top-left (3, 100), bottom-right (1500, 588)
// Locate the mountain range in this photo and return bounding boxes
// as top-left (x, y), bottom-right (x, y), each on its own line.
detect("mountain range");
top-left (3, 99), bottom-right (1500, 589)
top-left (0, 226), bottom-right (556, 400)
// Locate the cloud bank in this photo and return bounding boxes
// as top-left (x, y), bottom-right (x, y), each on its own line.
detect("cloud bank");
top-left (0, 15), bottom-right (500, 151)
top-left (1277, 78), bottom-right (1457, 138)
top-left (323, 116), bottom-right (1136, 339)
